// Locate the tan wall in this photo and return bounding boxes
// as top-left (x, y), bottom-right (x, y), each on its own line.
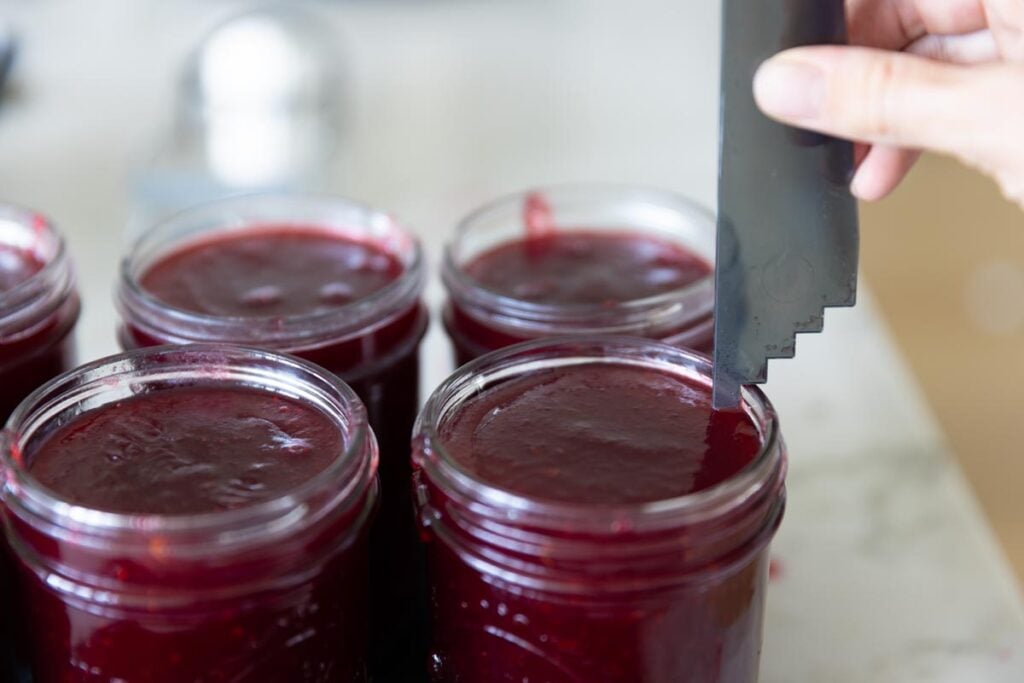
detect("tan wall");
top-left (861, 154), bottom-right (1024, 582)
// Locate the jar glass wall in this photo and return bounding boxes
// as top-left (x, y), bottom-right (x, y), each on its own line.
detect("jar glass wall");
top-left (413, 337), bottom-right (786, 683)
top-left (0, 345), bottom-right (378, 682)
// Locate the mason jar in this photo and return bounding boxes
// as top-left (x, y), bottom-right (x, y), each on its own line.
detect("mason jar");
top-left (442, 185), bottom-right (715, 365)
top-left (413, 337), bottom-right (786, 683)
top-left (1, 345), bottom-right (378, 682)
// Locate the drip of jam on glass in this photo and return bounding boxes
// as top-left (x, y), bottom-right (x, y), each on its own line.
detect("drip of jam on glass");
top-left (522, 191), bottom-right (556, 239)
top-left (441, 364), bottom-right (759, 503)
top-left (26, 386), bottom-right (341, 514)
top-left (15, 382), bottom-right (371, 682)
top-left (465, 231), bottom-right (711, 308)
top-left (140, 228), bottom-right (402, 319)
top-left (0, 245), bottom-right (44, 292)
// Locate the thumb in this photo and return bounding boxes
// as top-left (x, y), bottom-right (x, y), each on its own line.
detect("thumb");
top-left (752, 45), bottom-right (1020, 166)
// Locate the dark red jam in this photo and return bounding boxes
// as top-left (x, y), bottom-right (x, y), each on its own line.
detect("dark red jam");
top-left (1, 346), bottom-right (377, 682)
top-left (413, 338), bottom-right (786, 683)
top-left (117, 197), bottom-right (427, 680)
top-left (138, 230), bottom-right (403, 320)
top-left (442, 187), bottom-right (715, 365)
top-left (26, 387), bottom-right (341, 514)
top-left (440, 364), bottom-right (757, 503)
top-left (463, 231), bottom-right (710, 308)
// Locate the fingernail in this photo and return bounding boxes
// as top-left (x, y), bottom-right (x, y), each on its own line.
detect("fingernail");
top-left (753, 57), bottom-right (826, 121)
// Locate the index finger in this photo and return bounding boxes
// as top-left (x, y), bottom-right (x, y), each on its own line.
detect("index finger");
top-left (847, 0), bottom-right (988, 50)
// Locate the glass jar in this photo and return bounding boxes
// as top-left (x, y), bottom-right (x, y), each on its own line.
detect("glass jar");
top-left (116, 193), bottom-right (428, 680)
top-left (442, 185), bottom-right (715, 366)
top-left (0, 204), bottom-right (80, 424)
top-left (0, 204), bottom-right (81, 681)
top-left (0, 345), bottom-right (378, 682)
top-left (413, 337), bottom-right (786, 683)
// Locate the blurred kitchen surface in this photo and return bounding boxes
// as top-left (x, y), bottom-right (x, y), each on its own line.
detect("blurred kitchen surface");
top-left (0, 0), bottom-right (721, 362)
top-left (0, 1), bottom-right (1022, 679)
top-left (863, 155), bottom-right (1024, 582)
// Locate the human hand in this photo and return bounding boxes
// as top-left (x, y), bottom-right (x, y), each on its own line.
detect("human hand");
top-left (752, 0), bottom-right (1024, 209)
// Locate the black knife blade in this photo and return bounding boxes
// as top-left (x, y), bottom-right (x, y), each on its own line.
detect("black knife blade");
top-left (713, 0), bottom-right (859, 409)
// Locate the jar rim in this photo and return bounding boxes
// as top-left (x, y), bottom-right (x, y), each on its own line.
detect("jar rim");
top-left (0, 203), bottom-right (77, 337)
top-left (415, 335), bottom-right (782, 535)
top-left (1, 344), bottom-right (377, 550)
top-left (442, 184), bottom-right (716, 336)
top-left (117, 192), bottom-right (425, 351)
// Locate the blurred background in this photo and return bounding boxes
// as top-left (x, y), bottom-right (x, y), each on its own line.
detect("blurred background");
top-left (0, 0), bottom-right (1020, 591)
top-left (864, 162), bottom-right (1024, 582)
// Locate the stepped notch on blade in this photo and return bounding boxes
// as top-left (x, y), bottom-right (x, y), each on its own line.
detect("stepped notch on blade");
top-left (713, 0), bottom-right (860, 409)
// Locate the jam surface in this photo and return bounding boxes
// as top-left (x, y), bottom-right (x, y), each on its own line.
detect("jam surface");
top-left (26, 386), bottom-right (341, 514)
top-left (441, 364), bottom-right (760, 503)
top-left (140, 228), bottom-right (403, 318)
top-left (0, 245), bottom-right (44, 292)
top-left (464, 231), bottom-right (711, 306)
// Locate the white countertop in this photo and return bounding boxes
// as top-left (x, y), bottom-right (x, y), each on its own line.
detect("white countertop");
top-left (1, 1), bottom-right (1022, 680)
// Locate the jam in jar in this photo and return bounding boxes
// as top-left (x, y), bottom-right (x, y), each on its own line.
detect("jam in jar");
top-left (116, 194), bottom-right (428, 678)
top-left (1, 345), bottom-right (378, 682)
top-left (0, 204), bottom-right (79, 682)
top-left (442, 185), bottom-right (714, 365)
top-left (413, 337), bottom-right (786, 683)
